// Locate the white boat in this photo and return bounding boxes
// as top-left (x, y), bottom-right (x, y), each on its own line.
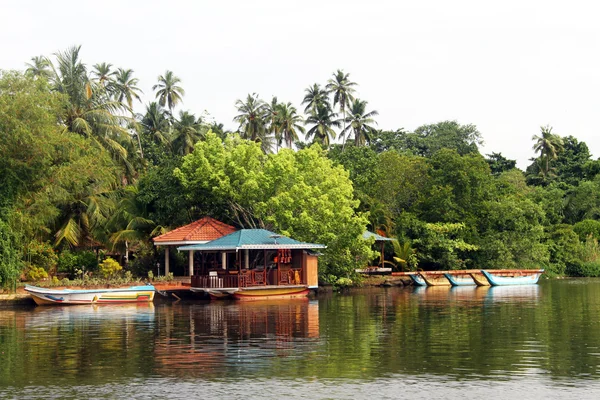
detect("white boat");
top-left (24, 284), bottom-right (155, 306)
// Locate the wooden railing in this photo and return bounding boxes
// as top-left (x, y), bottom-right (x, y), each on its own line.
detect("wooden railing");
top-left (191, 268), bottom-right (305, 289)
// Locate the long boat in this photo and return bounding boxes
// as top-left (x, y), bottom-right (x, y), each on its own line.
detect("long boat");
top-left (408, 273), bottom-right (427, 286)
top-left (419, 273), bottom-right (451, 286)
top-left (24, 284), bottom-right (155, 306)
top-left (191, 285), bottom-right (310, 301)
top-left (480, 269), bottom-right (544, 286)
top-left (444, 273), bottom-right (476, 286)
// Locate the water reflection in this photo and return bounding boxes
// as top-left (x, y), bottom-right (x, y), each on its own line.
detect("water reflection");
top-left (3, 280), bottom-right (600, 398)
top-left (153, 300), bottom-right (320, 377)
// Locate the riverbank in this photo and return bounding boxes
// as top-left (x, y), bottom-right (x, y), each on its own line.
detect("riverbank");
top-left (0, 293), bottom-right (35, 307)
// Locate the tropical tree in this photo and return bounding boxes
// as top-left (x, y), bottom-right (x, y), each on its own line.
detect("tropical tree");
top-left (305, 104), bottom-right (341, 148)
top-left (25, 56), bottom-right (52, 80)
top-left (265, 97), bottom-right (282, 149)
top-left (172, 111), bottom-right (205, 155)
top-left (233, 93), bottom-right (268, 142)
top-left (153, 70), bottom-right (185, 112)
top-left (274, 102), bottom-right (305, 148)
top-left (532, 125), bottom-right (564, 180)
top-left (301, 83), bottom-right (329, 114)
top-left (342, 98), bottom-right (378, 146)
top-left (91, 62), bottom-right (115, 89)
top-left (326, 69), bottom-right (357, 149)
top-left (114, 68), bottom-right (142, 110)
top-left (48, 46), bottom-right (135, 176)
top-left (138, 102), bottom-right (171, 145)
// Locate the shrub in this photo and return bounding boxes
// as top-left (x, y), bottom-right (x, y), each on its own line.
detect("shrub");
top-left (566, 260), bottom-right (600, 277)
top-left (99, 257), bottom-right (122, 278)
top-left (25, 265), bottom-right (48, 281)
top-left (58, 250), bottom-right (99, 278)
top-left (26, 241), bottom-right (58, 275)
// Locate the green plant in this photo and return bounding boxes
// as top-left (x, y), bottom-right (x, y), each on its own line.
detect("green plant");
top-left (25, 265), bottom-right (48, 281)
top-left (99, 257), bottom-right (122, 278)
top-left (26, 241), bottom-right (58, 275)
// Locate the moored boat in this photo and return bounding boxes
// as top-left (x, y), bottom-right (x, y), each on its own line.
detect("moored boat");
top-left (408, 273), bottom-right (427, 286)
top-left (469, 272), bottom-right (491, 286)
top-left (232, 285), bottom-right (309, 301)
top-left (24, 284), bottom-right (155, 306)
top-left (420, 273), bottom-right (451, 287)
top-left (480, 269), bottom-right (544, 286)
top-left (444, 273), bottom-right (476, 286)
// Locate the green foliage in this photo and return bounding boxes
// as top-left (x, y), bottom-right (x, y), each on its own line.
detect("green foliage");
top-left (99, 257), bottom-right (122, 278)
top-left (25, 265), bottom-right (48, 282)
top-left (25, 241), bottom-right (58, 274)
top-left (176, 133), bottom-right (375, 280)
top-left (0, 218), bottom-right (22, 288)
top-left (573, 219), bottom-right (600, 242)
top-left (57, 250), bottom-right (98, 278)
top-left (413, 222), bottom-right (477, 270)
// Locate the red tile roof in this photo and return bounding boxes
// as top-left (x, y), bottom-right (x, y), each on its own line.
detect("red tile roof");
top-left (153, 217), bottom-right (237, 244)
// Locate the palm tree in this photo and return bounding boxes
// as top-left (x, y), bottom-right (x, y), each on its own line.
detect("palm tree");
top-left (304, 104), bottom-right (341, 148)
top-left (92, 62), bottom-right (115, 89)
top-left (301, 83), bottom-right (329, 114)
top-left (274, 102), bottom-right (305, 148)
top-left (25, 56), bottom-right (52, 80)
top-left (532, 125), bottom-right (564, 179)
top-left (233, 93), bottom-right (268, 141)
top-left (153, 70), bottom-right (185, 112)
top-left (114, 68), bottom-right (143, 110)
top-left (138, 102), bottom-right (172, 145)
top-left (49, 46), bottom-right (135, 176)
top-left (172, 111), bottom-right (205, 155)
top-left (326, 69), bottom-right (357, 149)
top-left (342, 99), bottom-right (379, 146)
top-left (265, 96), bottom-right (282, 150)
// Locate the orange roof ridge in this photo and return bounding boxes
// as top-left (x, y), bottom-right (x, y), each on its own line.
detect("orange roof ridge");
top-left (153, 217), bottom-right (237, 243)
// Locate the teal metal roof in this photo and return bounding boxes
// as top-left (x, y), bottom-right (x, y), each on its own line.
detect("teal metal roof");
top-left (363, 231), bottom-right (397, 242)
top-left (178, 229), bottom-right (327, 251)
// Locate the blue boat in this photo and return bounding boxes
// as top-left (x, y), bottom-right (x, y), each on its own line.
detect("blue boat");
top-left (409, 273), bottom-right (427, 286)
top-left (480, 269), bottom-right (544, 286)
top-left (444, 273), bottom-right (476, 286)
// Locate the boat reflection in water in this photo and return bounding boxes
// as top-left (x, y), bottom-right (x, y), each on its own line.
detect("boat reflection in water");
top-left (154, 299), bottom-right (320, 377)
top-left (25, 302), bottom-right (156, 326)
top-left (485, 284), bottom-right (540, 303)
top-left (409, 284), bottom-right (540, 305)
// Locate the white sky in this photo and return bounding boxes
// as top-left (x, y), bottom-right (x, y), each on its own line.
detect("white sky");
top-left (2, 0), bottom-right (599, 169)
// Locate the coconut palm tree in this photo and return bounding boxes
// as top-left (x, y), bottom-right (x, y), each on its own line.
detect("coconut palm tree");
top-left (138, 102), bottom-right (172, 145)
top-left (153, 70), bottom-right (185, 112)
top-left (172, 111), bottom-right (205, 155)
top-left (49, 46), bottom-right (135, 176)
top-left (114, 68), bottom-right (143, 110)
top-left (233, 93), bottom-right (268, 141)
top-left (342, 99), bottom-right (379, 146)
top-left (301, 83), bottom-right (329, 114)
top-left (274, 102), bottom-right (304, 148)
top-left (326, 69), bottom-right (357, 149)
top-left (92, 62), bottom-right (115, 89)
top-left (532, 125), bottom-right (564, 179)
top-left (264, 96), bottom-right (282, 150)
top-left (25, 56), bottom-right (52, 80)
top-left (304, 104), bottom-right (341, 148)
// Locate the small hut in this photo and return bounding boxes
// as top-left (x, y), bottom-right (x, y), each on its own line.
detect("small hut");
top-left (152, 217), bottom-right (237, 276)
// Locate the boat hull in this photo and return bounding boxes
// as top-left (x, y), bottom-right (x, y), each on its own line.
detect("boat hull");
top-left (444, 273), bottom-right (476, 286)
top-left (420, 273), bottom-right (451, 287)
top-left (409, 274), bottom-right (427, 286)
top-left (480, 270), bottom-right (544, 286)
top-left (233, 286), bottom-right (309, 301)
top-left (24, 285), bottom-right (155, 306)
top-left (469, 272), bottom-right (491, 286)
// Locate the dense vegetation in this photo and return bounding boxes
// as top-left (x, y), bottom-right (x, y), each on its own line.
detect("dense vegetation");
top-left (2, 45), bottom-right (600, 289)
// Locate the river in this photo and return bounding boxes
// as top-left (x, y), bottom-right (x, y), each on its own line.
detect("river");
top-left (1, 279), bottom-right (600, 399)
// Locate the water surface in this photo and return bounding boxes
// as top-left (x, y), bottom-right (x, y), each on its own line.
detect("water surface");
top-left (2, 279), bottom-right (600, 399)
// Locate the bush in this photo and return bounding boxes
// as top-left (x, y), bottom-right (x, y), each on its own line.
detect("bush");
top-left (26, 241), bottom-right (58, 275)
top-left (99, 257), bottom-right (122, 278)
top-left (566, 260), bottom-right (600, 277)
top-left (25, 265), bottom-right (48, 281)
top-left (58, 250), bottom-right (99, 279)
